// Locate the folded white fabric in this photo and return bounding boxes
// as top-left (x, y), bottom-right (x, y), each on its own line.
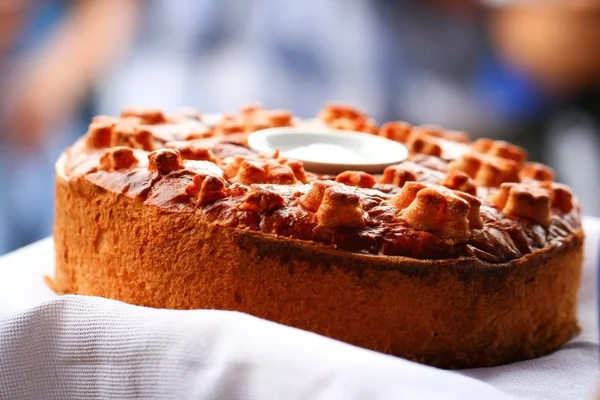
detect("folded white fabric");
top-left (0, 218), bottom-right (598, 399)
top-left (0, 295), bottom-right (515, 400)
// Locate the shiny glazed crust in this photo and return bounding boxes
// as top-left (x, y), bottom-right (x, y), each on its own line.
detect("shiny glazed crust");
top-left (53, 104), bottom-right (584, 368)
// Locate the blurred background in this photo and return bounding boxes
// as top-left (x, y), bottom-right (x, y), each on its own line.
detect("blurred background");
top-left (0, 0), bottom-right (599, 255)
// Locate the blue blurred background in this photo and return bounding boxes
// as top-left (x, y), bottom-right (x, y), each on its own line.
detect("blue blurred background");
top-left (0, 0), bottom-right (599, 255)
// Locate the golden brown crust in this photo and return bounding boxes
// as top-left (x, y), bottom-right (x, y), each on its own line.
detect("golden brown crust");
top-left (53, 103), bottom-right (585, 369)
top-left (53, 173), bottom-right (583, 368)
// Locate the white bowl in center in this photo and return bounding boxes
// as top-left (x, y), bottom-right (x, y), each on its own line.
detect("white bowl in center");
top-left (247, 127), bottom-right (408, 175)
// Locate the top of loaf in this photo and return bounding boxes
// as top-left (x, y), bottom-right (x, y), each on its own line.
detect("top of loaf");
top-left (58, 103), bottom-right (582, 263)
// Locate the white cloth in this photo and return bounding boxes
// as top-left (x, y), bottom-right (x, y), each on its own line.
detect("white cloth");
top-left (0, 219), bottom-right (598, 400)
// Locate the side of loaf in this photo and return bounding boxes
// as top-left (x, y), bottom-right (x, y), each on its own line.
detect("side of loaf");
top-left (53, 171), bottom-right (583, 369)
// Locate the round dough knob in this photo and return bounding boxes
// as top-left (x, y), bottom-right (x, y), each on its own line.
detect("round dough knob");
top-left (99, 147), bottom-right (138, 171)
top-left (472, 138), bottom-right (527, 165)
top-left (448, 152), bottom-right (520, 187)
top-left (491, 183), bottom-right (551, 226)
top-left (299, 181), bottom-right (337, 212)
top-left (390, 182), bottom-right (482, 242)
top-left (412, 125), bottom-right (470, 143)
top-left (440, 170), bottom-right (477, 196)
top-left (335, 171), bottom-right (376, 188)
top-left (86, 117), bottom-right (117, 149)
top-left (165, 140), bottom-right (219, 163)
top-left (379, 164), bottom-right (418, 187)
top-left (407, 134), bottom-right (443, 157)
top-left (540, 182), bottom-right (574, 213)
top-left (239, 186), bottom-right (285, 212)
top-left (315, 185), bottom-right (365, 229)
top-left (379, 121), bottom-right (413, 142)
top-left (148, 149), bottom-right (184, 175)
top-left (186, 171), bottom-right (229, 205)
top-left (318, 104), bottom-right (378, 134)
top-left (120, 107), bottom-right (166, 125)
top-left (520, 162), bottom-right (555, 182)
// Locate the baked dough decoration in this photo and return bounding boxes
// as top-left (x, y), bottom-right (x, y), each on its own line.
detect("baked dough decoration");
top-left (53, 102), bottom-right (585, 369)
